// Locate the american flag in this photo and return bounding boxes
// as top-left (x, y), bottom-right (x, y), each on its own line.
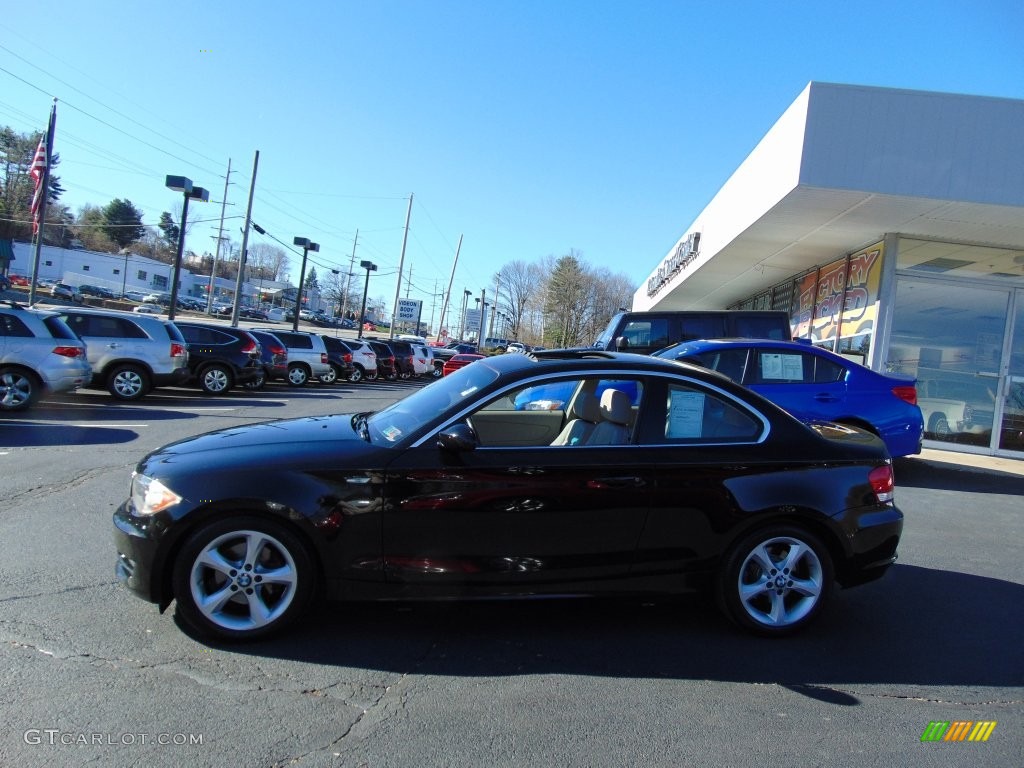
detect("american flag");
top-left (29, 135), bottom-right (47, 234)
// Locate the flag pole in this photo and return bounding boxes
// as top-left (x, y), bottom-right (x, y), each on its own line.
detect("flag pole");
top-left (28, 98), bottom-right (57, 306)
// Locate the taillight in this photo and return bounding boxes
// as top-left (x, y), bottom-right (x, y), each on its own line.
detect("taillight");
top-left (320, 353), bottom-right (328, 364)
top-left (868, 464), bottom-right (894, 504)
top-left (271, 345), bottom-right (286, 356)
top-left (891, 385), bottom-right (917, 405)
top-left (52, 346), bottom-right (83, 358)
top-left (170, 342), bottom-right (186, 358)
top-left (343, 353), bottom-right (352, 363)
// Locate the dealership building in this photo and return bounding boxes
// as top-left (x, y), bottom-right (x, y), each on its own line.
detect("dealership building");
top-left (637, 82), bottom-right (1024, 459)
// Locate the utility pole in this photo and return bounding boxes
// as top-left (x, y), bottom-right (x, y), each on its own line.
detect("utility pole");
top-left (230, 150), bottom-right (259, 327)
top-left (339, 229), bottom-right (358, 322)
top-left (206, 157), bottom-right (232, 314)
top-left (389, 193), bottom-right (413, 340)
top-left (438, 233), bottom-right (462, 343)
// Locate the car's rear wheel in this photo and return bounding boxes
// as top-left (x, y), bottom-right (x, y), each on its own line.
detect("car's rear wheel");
top-left (348, 365), bottom-right (364, 383)
top-left (365, 368), bottom-right (378, 381)
top-left (199, 364), bottom-right (233, 394)
top-left (0, 367), bottom-right (39, 411)
top-left (318, 365), bottom-right (339, 384)
top-left (432, 362), bottom-right (443, 378)
top-left (287, 364), bottom-right (309, 387)
top-left (927, 412), bottom-right (951, 436)
top-left (107, 364), bottom-right (150, 401)
top-left (717, 526), bottom-right (833, 636)
top-left (172, 516), bottom-right (314, 641)
top-left (242, 370), bottom-right (266, 390)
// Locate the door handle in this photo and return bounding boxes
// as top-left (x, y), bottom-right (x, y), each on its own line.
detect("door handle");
top-left (813, 393), bottom-right (839, 402)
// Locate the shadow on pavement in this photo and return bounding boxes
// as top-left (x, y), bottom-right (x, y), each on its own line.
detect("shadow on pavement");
top-left (211, 563), bottom-right (1023, 701)
top-left (0, 423), bottom-right (139, 446)
top-left (895, 457), bottom-right (1024, 494)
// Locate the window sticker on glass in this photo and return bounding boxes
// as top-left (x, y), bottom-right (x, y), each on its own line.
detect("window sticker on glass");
top-left (382, 426), bottom-right (403, 442)
top-left (761, 353), bottom-right (802, 380)
top-left (668, 390), bottom-right (705, 438)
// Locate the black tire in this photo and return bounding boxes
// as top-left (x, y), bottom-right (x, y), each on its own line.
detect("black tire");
top-left (348, 365), bottom-right (364, 383)
top-left (287, 364), bottom-right (310, 387)
top-left (0, 366), bottom-right (40, 412)
top-left (927, 412), bottom-right (951, 436)
top-left (199, 364), bottom-right (234, 395)
top-left (365, 368), bottom-right (378, 381)
top-left (107, 363), bottom-right (150, 401)
top-left (318, 364), bottom-right (339, 385)
top-left (171, 516), bottom-right (314, 641)
top-left (717, 525), bottom-right (833, 636)
top-left (242, 371), bottom-right (266, 391)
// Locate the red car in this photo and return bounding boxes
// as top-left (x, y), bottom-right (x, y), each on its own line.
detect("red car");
top-left (442, 353), bottom-right (485, 376)
top-left (9, 274), bottom-right (31, 287)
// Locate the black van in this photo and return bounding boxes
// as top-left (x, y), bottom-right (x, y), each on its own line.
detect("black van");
top-left (593, 310), bottom-right (792, 355)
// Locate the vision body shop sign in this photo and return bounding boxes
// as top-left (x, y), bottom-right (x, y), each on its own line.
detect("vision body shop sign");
top-left (397, 299), bottom-right (421, 322)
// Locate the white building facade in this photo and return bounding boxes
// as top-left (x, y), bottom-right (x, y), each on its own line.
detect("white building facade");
top-left (638, 82), bottom-right (1024, 459)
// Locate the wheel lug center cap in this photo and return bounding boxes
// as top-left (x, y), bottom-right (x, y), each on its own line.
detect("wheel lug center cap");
top-left (236, 573), bottom-right (253, 588)
top-left (774, 576), bottom-right (787, 588)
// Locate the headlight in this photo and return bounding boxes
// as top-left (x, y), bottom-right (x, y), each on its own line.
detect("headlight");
top-left (130, 472), bottom-right (182, 516)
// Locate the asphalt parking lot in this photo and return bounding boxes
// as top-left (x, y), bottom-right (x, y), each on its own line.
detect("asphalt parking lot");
top-left (1, 381), bottom-right (1021, 767)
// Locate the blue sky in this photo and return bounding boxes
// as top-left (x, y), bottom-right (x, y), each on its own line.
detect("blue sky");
top-left (2, 0), bottom-right (1022, 313)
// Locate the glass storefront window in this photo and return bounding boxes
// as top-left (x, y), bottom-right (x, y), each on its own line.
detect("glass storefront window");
top-left (887, 279), bottom-right (1008, 448)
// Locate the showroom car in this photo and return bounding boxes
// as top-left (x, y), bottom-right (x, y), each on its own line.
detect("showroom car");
top-left (113, 350), bottom-right (903, 642)
top-left (654, 339), bottom-right (924, 458)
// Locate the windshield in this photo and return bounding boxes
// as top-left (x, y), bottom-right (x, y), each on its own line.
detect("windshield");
top-left (593, 313), bottom-right (623, 348)
top-left (366, 358), bottom-right (501, 444)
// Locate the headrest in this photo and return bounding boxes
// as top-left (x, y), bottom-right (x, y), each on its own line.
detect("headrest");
top-left (599, 389), bottom-right (631, 425)
top-left (572, 392), bottom-right (602, 423)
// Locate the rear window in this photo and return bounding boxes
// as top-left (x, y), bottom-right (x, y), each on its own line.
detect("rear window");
top-left (42, 316), bottom-right (79, 340)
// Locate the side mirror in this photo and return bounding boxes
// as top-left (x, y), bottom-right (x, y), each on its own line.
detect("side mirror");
top-left (437, 423), bottom-right (478, 452)
top-left (615, 336), bottom-right (629, 351)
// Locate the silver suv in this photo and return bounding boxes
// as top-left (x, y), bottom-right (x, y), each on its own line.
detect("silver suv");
top-left (262, 330), bottom-right (331, 386)
top-left (57, 307), bottom-right (189, 400)
top-left (0, 301), bottom-right (91, 411)
top-left (343, 338), bottom-right (377, 382)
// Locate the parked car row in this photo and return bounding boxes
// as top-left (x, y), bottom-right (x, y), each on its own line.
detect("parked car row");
top-left (0, 300), bottom-right (440, 412)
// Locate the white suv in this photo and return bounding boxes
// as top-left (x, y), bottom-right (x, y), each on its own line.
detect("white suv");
top-left (0, 302), bottom-right (91, 411)
top-left (344, 339), bottom-right (378, 382)
top-left (263, 330), bottom-right (331, 386)
top-left (57, 307), bottom-right (190, 400)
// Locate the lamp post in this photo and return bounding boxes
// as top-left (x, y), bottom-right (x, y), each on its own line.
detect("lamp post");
top-left (459, 289), bottom-right (472, 341)
top-left (164, 175), bottom-right (209, 321)
top-left (357, 260), bottom-right (377, 340)
top-left (292, 237), bottom-right (320, 331)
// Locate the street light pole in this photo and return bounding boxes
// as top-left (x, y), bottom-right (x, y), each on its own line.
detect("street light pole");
top-left (357, 259), bottom-right (377, 340)
top-left (164, 175), bottom-right (209, 321)
top-left (292, 237), bottom-right (320, 331)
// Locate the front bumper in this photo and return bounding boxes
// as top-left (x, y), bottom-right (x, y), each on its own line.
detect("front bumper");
top-left (113, 502), bottom-right (166, 605)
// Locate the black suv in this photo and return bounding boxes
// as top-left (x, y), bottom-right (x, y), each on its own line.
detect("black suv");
top-left (379, 338), bottom-right (416, 380)
top-left (245, 329), bottom-right (289, 390)
top-left (318, 335), bottom-right (355, 384)
top-left (174, 322), bottom-right (263, 394)
top-left (365, 340), bottom-right (397, 380)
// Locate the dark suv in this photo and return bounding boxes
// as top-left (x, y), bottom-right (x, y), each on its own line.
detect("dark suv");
top-left (318, 335), bottom-right (355, 384)
top-left (174, 322), bottom-right (263, 394)
top-left (366, 340), bottom-right (397, 380)
top-left (383, 339), bottom-right (417, 380)
top-left (245, 329), bottom-right (289, 390)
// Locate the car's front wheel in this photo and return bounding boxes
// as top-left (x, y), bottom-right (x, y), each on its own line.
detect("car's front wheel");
top-left (0, 366), bottom-right (39, 411)
top-left (172, 516), bottom-right (314, 641)
top-left (348, 365), bottom-right (364, 383)
top-left (107, 364), bottom-right (150, 401)
top-left (199, 364), bottom-right (233, 394)
top-left (287, 364), bottom-right (310, 387)
top-left (717, 526), bottom-right (833, 636)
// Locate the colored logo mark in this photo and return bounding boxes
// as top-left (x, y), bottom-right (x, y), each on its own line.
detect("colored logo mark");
top-left (921, 721), bottom-right (997, 742)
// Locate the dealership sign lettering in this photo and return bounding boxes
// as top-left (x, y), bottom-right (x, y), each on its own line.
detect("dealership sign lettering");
top-left (647, 232), bottom-right (701, 297)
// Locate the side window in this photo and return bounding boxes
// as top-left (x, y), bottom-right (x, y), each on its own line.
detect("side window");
top-left (678, 316), bottom-right (725, 342)
top-left (114, 318), bottom-right (147, 339)
top-left (813, 356), bottom-right (846, 383)
top-left (620, 319), bottom-right (669, 351)
top-left (754, 351), bottom-right (809, 383)
top-left (663, 383), bottom-right (761, 442)
top-left (734, 315), bottom-right (791, 340)
top-left (0, 313), bottom-right (32, 337)
top-left (686, 349), bottom-right (749, 383)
